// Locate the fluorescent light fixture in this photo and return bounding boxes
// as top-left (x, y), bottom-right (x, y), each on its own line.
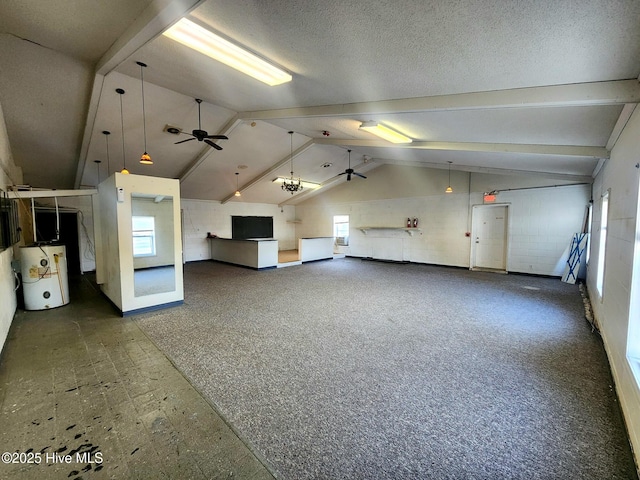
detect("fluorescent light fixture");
top-left (272, 177), bottom-right (321, 189)
top-left (359, 121), bottom-right (412, 144)
top-left (163, 18), bottom-right (292, 86)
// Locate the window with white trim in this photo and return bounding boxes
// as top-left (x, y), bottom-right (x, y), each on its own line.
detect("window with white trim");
top-left (333, 215), bottom-right (349, 246)
top-left (132, 216), bottom-right (156, 257)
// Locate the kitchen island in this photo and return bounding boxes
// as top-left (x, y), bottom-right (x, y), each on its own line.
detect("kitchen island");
top-left (299, 237), bottom-right (334, 262)
top-left (209, 237), bottom-right (278, 269)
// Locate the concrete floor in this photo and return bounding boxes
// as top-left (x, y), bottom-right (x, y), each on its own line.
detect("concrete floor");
top-left (0, 275), bottom-right (275, 480)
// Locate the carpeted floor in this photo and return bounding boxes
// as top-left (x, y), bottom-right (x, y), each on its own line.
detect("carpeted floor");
top-left (134, 258), bottom-right (637, 480)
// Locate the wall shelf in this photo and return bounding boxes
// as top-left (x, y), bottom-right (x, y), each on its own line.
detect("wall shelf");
top-left (358, 227), bottom-right (421, 236)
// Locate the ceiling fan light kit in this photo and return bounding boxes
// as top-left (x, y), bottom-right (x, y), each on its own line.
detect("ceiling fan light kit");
top-left (163, 18), bottom-right (292, 86)
top-left (359, 121), bottom-right (412, 144)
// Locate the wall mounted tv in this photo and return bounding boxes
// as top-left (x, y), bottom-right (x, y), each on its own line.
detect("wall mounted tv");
top-left (231, 216), bottom-right (274, 240)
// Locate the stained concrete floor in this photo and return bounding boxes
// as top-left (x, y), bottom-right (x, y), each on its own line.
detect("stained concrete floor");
top-left (0, 275), bottom-right (276, 480)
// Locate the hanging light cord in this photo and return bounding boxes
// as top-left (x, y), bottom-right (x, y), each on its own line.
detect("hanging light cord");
top-left (104, 132), bottom-right (110, 173)
top-left (139, 63), bottom-right (148, 153)
top-left (118, 89), bottom-right (126, 170)
top-left (290, 131), bottom-right (294, 178)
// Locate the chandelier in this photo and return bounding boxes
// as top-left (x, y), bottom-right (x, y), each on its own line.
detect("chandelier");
top-left (282, 131), bottom-right (303, 194)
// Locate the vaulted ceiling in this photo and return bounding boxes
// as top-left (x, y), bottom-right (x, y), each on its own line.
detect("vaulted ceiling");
top-left (1, 0), bottom-right (639, 206)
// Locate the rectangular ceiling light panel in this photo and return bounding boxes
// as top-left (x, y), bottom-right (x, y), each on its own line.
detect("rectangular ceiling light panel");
top-left (163, 18), bottom-right (292, 86)
top-left (359, 121), bottom-right (412, 143)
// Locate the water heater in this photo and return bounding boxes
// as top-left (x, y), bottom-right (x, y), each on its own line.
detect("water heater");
top-left (20, 244), bottom-right (70, 310)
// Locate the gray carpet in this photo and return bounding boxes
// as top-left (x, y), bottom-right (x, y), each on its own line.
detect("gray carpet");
top-left (134, 258), bottom-right (637, 480)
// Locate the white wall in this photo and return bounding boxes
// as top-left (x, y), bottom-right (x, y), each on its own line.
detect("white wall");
top-left (483, 183), bottom-right (591, 275)
top-left (181, 199), bottom-right (296, 261)
top-left (0, 101), bottom-right (23, 354)
top-left (296, 164), bottom-right (589, 275)
top-left (587, 106), bottom-right (640, 459)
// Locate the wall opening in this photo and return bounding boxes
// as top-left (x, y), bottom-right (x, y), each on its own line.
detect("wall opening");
top-left (596, 191), bottom-right (609, 298)
top-left (334, 215), bottom-right (349, 246)
top-left (627, 176), bottom-right (640, 367)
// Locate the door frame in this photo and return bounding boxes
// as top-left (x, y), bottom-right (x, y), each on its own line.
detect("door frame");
top-left (470, 203), bottom-right (510, 272)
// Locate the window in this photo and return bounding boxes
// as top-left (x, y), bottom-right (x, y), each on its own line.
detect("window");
top-left (596, 191), bottom-right (609, 298)
top-left (132, 216), bottom-right (156, 257)
top-left (333, 215), bottom-right (349, 246)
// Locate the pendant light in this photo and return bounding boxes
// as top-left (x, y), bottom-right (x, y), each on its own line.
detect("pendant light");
top-left (116, 88), bottom-right (129, 174)
top-left (137, 61), bottom-right (152, 165)
top-left (234, 172), bottom-right (241, 197)
top-left (102, 130), bottom-right (111, 175)
top-left (281, 131), bottom-right (302, 194)
top-left (445, 161), bottom-right (453, 193)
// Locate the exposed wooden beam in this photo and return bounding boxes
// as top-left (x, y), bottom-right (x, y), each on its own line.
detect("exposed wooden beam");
top-left (314, 137), bottom-right (608, 159)
top-left (220, 139), bottom-right (315, 204)
top-left (239, 80), bottom-right (640, 120)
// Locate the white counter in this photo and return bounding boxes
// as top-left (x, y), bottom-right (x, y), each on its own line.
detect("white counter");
top-left (209, 238), bottom-right (278, 269)
top-left (299, 237), bottom-right (334, 263)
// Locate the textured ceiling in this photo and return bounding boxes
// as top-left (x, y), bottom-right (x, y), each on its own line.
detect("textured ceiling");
top-left (1, 0), bottom-right (639, 204)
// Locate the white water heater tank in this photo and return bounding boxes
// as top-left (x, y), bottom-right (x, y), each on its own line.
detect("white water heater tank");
top-left (20, 244), bottom-right (70, 310)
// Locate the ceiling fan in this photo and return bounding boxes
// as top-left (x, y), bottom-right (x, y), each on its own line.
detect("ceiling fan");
top-left (339, 149), bottom-right (367, 181)
top-left (173, 98), bottom-right (228, 150)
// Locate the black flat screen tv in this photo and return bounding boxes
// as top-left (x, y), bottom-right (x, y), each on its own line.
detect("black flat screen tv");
top-left (231, 216), bottom-right (274, 239)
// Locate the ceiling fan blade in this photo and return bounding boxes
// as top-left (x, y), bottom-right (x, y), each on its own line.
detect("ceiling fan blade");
top-left (338, 171), bottom-right (346, 176)
top-left (206, 134), bottom-right (228, 140)
top-left (175, 137), bottom-right (195, 145)
top-left (205, 139), bottom-right (223, 150)
top-left (354, 172), bottom-right (367, 179)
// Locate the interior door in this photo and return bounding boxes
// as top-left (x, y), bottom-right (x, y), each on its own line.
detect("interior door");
top-left (472, 205), bottom-right (508, 271)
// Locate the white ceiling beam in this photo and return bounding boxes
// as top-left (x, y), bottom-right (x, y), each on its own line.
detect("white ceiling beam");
top-left (314, 137), bottom-right (608, 159)
top-left (178, 115), bottom-right (243, 183)
top-left (221, 139), bottom-right (315, 204)
top-left (74, 73), bottom-right (107, 189)
top-left (6, 189), bottom-right (97, 199)
top-left (381, 159), bottom-right (594, 183)
top-left (592, 158), bottom-right (607, 178)
top-left (605, 103), bottom-right (637, 151)
top-left (96, 0), bottom-right (205, 75)
top-left (239, 80), bottom-right (640, 120)
top-left (283, 160), bottom-right (593, 206)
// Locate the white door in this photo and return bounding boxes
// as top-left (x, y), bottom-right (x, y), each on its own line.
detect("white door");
top-left (472, 205), bottom-right (508, 271)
